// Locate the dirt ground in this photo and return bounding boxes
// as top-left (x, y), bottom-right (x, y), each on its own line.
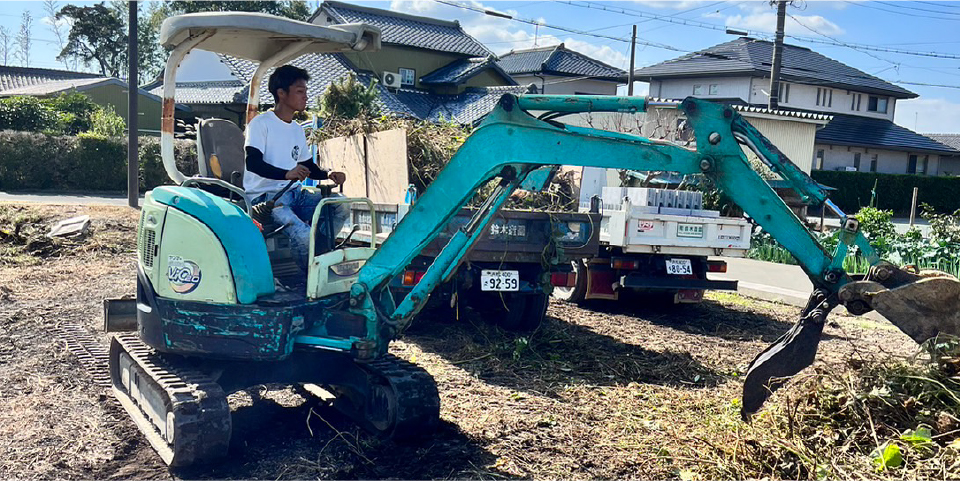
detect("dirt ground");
top-left (0, 204), bottom-right (946, 480)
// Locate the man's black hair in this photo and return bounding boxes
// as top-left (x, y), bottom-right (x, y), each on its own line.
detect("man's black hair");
top-left (268, 65), bottom-right (310, 102)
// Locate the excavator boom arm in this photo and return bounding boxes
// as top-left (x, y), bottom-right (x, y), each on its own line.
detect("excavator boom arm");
top-left (349, 94), bottom-right (958, 417)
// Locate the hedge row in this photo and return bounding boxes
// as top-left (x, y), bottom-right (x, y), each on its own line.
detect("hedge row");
top-left (0, 130), bottom-right (198, 192)
top-left (812, 170), bottom-right (960, 216)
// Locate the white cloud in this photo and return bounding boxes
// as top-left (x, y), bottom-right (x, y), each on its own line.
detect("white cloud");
top-left (39, 15), bottom-right (71, 30)
top-left (630, 0), bottom-right (717, 10)
top-left (389, 0), bottom-right (440, 14)
top-left (895, 98), bottom-right (960, 134)
top-left (724, 12), bottom-right (844, 36)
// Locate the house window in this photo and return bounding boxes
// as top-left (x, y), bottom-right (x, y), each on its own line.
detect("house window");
top-left (708, 84), bottom-right (719, 95)
top-left (851, 93), bottom-right (862, 111)
top-left (870, 154), bottom-right (878, 172)
top-left (815, 149), bottom-right (825, 170)
top-left (920, 155), bottom-right (929, 174)
top-left (398, 68), bottom-right (416, 86)
top-left (693, 84), bottom-right (703, 95)
top-left (816, 88), bottom-right (822, 106)
top-left (778, 82), bottom-right (790, 103)
top-left (908, 154), bottom-right (918, 174)
top-left (853, 152), bottom-right (861, 171)
top-left (828, 89), bottom-right (833, 107)
top-left (867, 96), bottom-right (888, 113)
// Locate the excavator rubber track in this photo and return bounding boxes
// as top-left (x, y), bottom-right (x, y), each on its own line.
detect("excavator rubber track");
top-left (109, 333), bottom-right (231, 467)
top-left (330, 353), bottom-right (441, 439)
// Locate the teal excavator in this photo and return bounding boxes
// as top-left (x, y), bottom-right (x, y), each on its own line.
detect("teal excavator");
top-left (105, 12), bottom-right (960, 467)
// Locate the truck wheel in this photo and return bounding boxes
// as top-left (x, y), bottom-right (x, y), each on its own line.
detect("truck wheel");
top-left (552, 259), bottom-right (587, 304)
top-left (497, 292), bottom-right (548, 332)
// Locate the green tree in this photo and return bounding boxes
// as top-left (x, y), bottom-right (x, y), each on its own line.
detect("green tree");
top-left (44, 92), bottom-right (101, 134)
top-left (56, 3), bottom-right (128, 77)
top-left (165, 1), bottom-right (311, 20)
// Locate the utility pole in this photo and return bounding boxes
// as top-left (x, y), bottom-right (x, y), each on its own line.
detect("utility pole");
top-left (627, 25), bottom-right (636, 96)
top-left (768, 0), bottom-right (787, 110)
top-left (128, 0), bottom-right (139, 208)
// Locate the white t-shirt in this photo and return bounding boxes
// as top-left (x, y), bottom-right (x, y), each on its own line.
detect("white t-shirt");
top-left (243, 111), bottom-right (311, 197)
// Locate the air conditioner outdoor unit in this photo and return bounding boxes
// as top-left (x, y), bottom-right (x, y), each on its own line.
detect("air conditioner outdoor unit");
top-left (382, 71), bottom-right (401, 89)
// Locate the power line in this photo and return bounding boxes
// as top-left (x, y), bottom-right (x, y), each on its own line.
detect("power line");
top-left (787, 13), bottom-right (897, 67)
top-left (844, 0), bottom-right (960, 21)
top-left (914, 0), bottom-right (960, 8)
top-left (432, 0), bottom-right (688, 53)
top-left (557, 0), bottom-right (960, 60)
top-left (874, 1), bottom-right (960, 16)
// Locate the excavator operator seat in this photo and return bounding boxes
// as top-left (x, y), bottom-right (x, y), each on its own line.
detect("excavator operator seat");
top-left (197, 118), bottom-right (246, 188)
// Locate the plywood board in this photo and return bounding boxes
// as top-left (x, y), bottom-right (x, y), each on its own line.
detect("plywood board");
top-left (365, 129), bottom-right (409, 204)
top-left (318, 133), bottom-right (366, 198)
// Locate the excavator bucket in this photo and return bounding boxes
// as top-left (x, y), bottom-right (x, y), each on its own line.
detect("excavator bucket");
top-left (840, 273), bottom-right (960, 344)
top-left (742, 267), bottom-right (960, 420)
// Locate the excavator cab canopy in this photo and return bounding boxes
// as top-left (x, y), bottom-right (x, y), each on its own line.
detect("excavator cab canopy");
top-left (157, 12), bottom-right (381, 184)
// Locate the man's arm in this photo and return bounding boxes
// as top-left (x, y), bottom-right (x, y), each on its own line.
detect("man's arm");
top-left (245, 146), bottom-right (288, 180)
top-left (298, 160), bottom-right (329, 181)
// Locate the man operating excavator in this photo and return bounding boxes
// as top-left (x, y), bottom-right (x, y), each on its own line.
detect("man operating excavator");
top-left (243, 65), bottom-right (349, 274)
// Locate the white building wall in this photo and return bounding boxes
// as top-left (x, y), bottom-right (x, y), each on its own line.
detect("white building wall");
top-left (779, 83), bottom-right (895, 121)
top-left (815, 144), bottom-right (945, 176)
top-left (940, 156), bottom-right (960, 176)
top-left (653, 77), bottom-right (753, 101)
top-left (514, 74), bottom-right (619, 95)
top-left (652, 77), bottom-right (898, 122)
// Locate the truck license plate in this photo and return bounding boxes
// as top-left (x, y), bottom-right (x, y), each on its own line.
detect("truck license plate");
top-left (481, 270), bottom-right (519, 291)
top-left (665, 258), bottom-right (693, 275)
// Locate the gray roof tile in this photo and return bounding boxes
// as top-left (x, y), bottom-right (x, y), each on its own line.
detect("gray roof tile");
top-left (317, 1), bottom-right (490, 57)
top-left (635, 38), bottom-right (916, 99)
top-left (0, 65), bottom-right (102, 93)
top-left (816, 114), bottom-right (958, 154)
top-left (420, 56), bottom-right (516, 86)
top-left (426, 85), bottom-right (536, 125)
top-left (148, 80), bottom-right (246, 104)
top-left (926, 134), bottom-right (960, 152)
top-left (497, 44), bottom-right (625, 81)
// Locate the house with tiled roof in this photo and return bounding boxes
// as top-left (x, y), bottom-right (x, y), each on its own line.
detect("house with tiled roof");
top-left (1, 65), bottom-right (183, 134)
top-left (497, 44), bottom-right (626, 95)
top-left (633, 37), bottom-right (959, 175)
top-left (927, 134), bottom-right (960, 176)
top-left (148, 1), bottom-right (526, 127)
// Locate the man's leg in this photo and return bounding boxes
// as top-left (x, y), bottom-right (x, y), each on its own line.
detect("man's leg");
top-left (271, 190), bottom-right (311, 274)
top-left (290, 189), bottom-right (350, 248)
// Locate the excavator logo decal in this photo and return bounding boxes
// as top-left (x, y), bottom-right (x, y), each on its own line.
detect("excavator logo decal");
top-left (167, 256), bottom-right (202, 294)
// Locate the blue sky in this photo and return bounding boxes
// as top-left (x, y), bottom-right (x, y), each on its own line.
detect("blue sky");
top-left (2, 0), bottom-right (959, 133)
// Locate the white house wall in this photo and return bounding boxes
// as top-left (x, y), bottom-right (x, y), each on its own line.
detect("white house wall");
top-left (816, 144), bottom-right (944, 176)
top-left (651, 77), bottom-right (753, 101)
top-left (941, 156), bottom-right (960, 176)
top-left (654, 77), bottom-right (898, 122)
top-left (514, 74), bottom-right (618, 95)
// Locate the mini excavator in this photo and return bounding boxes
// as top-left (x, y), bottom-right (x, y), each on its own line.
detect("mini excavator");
top-left (104, 12), bottom-right (960, 466)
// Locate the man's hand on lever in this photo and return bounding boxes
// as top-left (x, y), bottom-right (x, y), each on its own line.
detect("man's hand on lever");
top-left (285, 165), bottom-right (310, 181)
top-left (328, 171), bottom-right (346, 185)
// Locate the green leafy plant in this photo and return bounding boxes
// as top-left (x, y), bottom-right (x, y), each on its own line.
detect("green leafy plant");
top-left (89, 105), bottom-right (126, 137)
top-left (318, 74), bottom-right (380, 120)
top-left (871, 443), bottom-right (903, 472)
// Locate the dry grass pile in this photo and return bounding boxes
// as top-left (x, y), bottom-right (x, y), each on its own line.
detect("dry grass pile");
top-left (682, 335), bottom-right (960, 480)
